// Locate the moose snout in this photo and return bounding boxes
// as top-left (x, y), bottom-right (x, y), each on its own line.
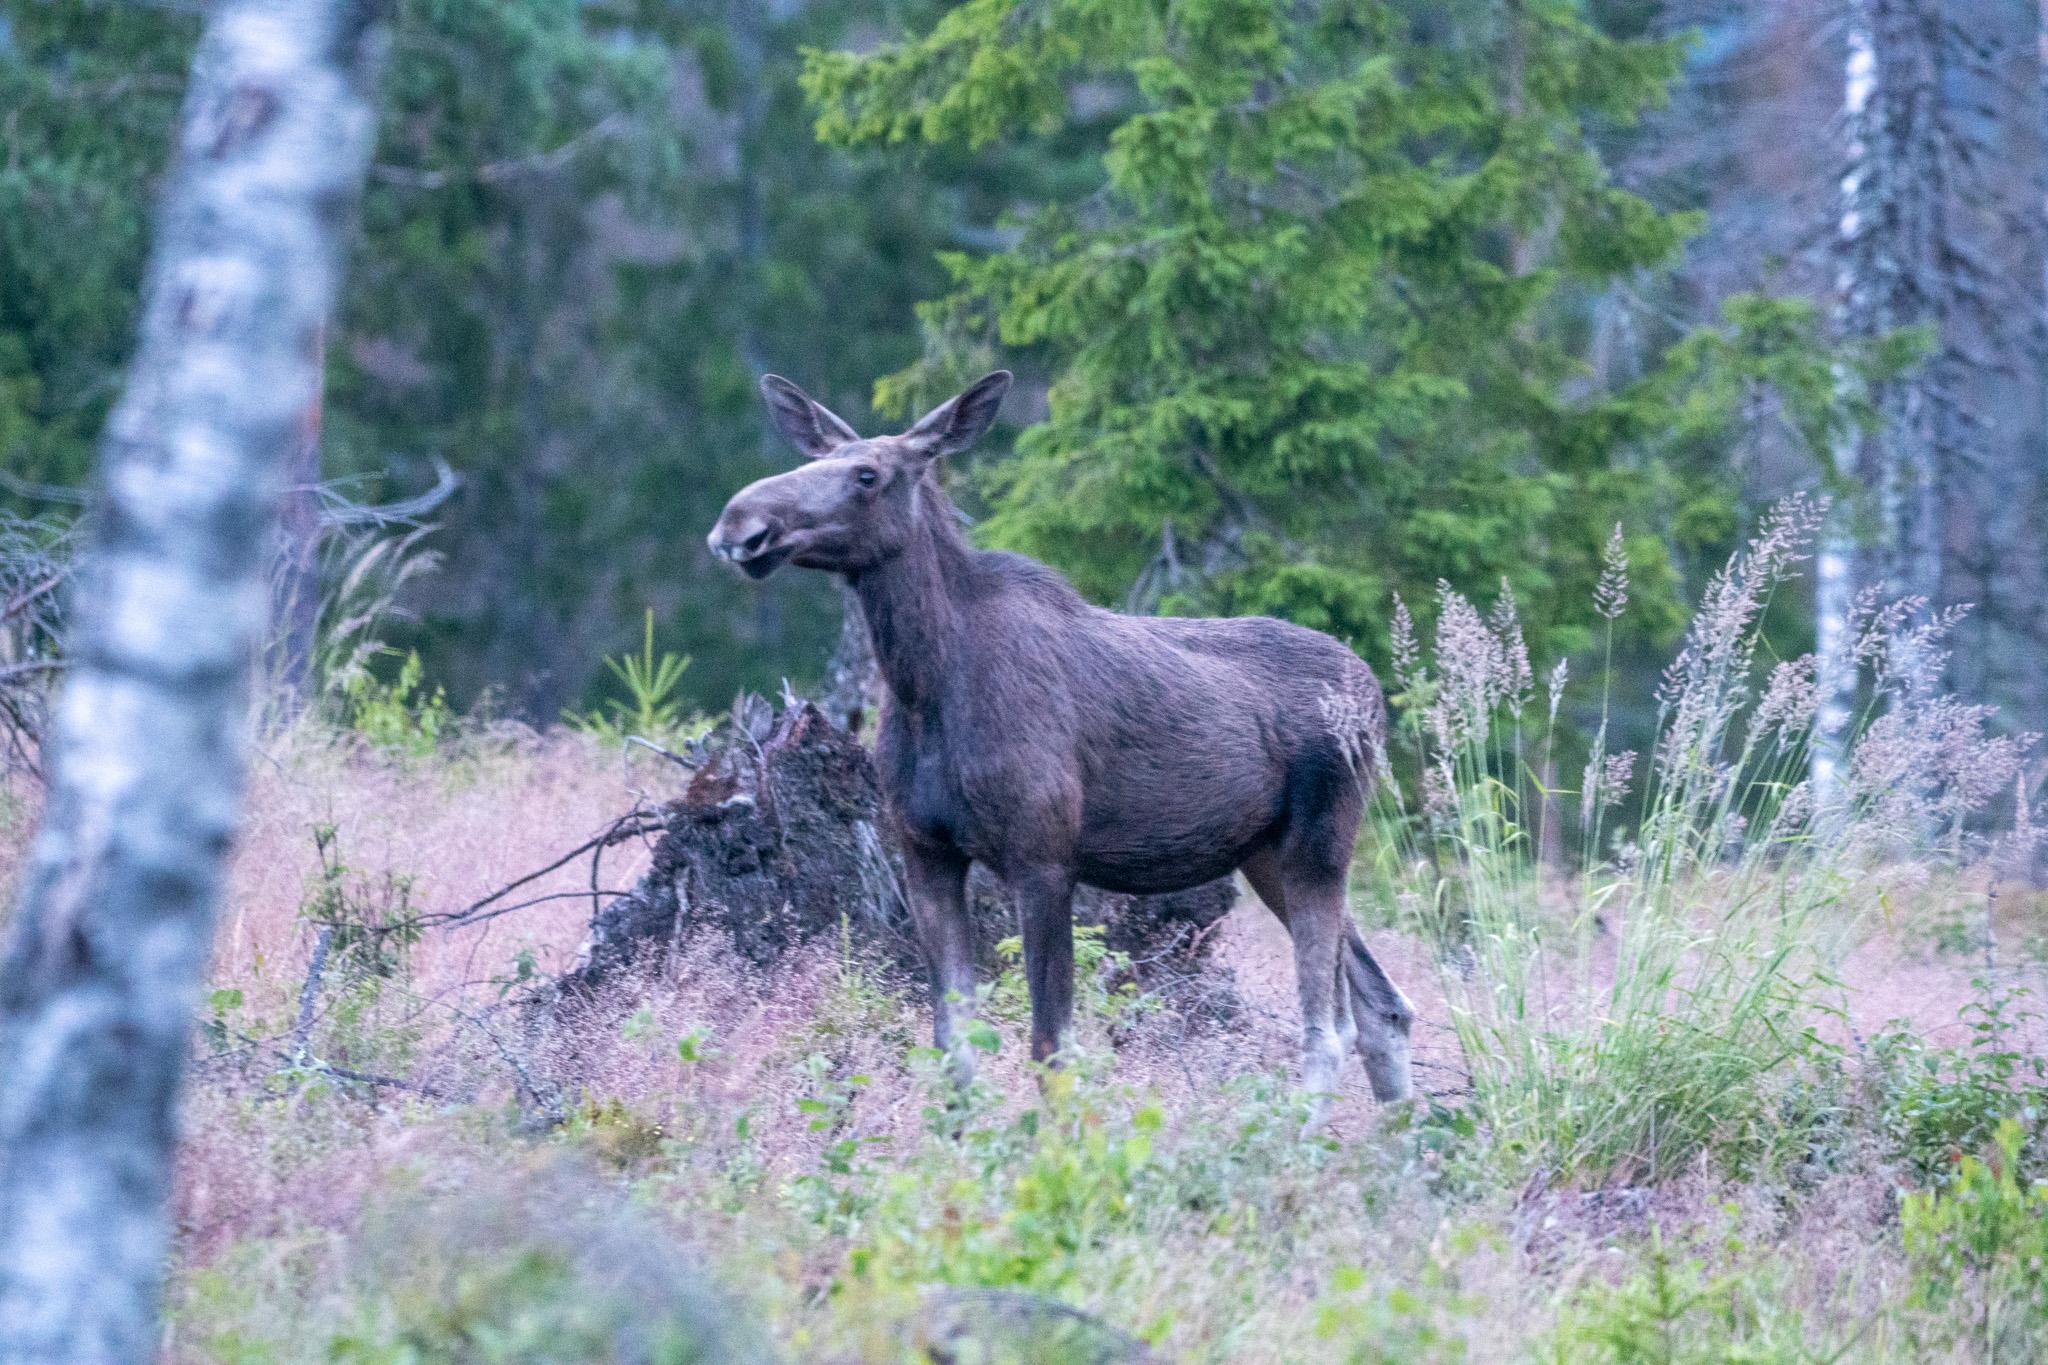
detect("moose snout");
top-left (708, 505), bottom-right (791, 579)
top-left (708, 511), bottom-right (769, 560)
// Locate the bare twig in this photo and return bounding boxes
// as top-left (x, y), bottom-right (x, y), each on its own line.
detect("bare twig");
top-left (1, 575), bottom-right (64, 624)
top-left (229, 1028), bottom-right (450, 1100)
top-left (420, 815), bottom-right (664, 931)
top-left (437, 889), bottom-right (639, 929)
top-left (624, 735), bottom-right (694, 769)
top-left (427, 992), bottom-right (563, 1125)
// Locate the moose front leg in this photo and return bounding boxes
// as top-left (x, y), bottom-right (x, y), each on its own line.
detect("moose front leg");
top-left (1008, 863), bottom-right (1077, 1065)
top-left (902, 841), bottom-right (976, 1085)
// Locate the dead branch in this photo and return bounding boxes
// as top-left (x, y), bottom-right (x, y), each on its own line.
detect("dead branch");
top-left (421, 813), bottom-right (665, 932)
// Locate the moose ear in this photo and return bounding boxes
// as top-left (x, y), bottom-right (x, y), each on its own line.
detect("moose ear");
top-left (760, 375), bottom-right (860, 459)
top-left (900, 370), bottom-right (1012, 461)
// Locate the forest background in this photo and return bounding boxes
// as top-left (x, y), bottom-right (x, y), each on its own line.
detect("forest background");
top-left (5, 0), bottom-right (2045, 779)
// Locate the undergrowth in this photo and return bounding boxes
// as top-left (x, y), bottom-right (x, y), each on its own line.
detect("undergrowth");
top-left (142, 500), bottom-right (2048, 1362)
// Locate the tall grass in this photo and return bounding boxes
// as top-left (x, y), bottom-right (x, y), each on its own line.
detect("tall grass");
top-left (1375, 496), bottom-right (2038, 1184)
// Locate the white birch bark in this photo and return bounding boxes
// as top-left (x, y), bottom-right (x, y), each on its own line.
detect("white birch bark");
top-left (1815, 8), bottom-right (1880, 803)
top-left (0, 4), bottom-right (380, 1360)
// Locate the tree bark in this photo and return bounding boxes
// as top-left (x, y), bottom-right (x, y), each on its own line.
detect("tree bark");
top-left (1824, 0), bottom-right (2048, 737)
top-left (0, 4), bottom-right (381, 1360)
top-left (820, 581), bottom-right (882, 733)
top-left (1816, 5), bottom-right (1882, 804)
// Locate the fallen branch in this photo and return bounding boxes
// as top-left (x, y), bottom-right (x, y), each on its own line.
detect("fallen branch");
top-left (1, 575), bottom-right (65, 624)
top-left (420, 812), bottom-right (665, 932)
top-left (371, 115), bottom-right (626, 190)
top-left (230, 1029), bottom-right (450, 1101)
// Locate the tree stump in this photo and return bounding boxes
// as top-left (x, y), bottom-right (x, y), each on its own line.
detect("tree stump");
top-left (559, 695), bottom-right (1239, 999)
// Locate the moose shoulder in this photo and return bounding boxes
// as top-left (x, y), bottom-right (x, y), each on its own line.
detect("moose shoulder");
top-left (709, 371), bottom-right (1414, 1124)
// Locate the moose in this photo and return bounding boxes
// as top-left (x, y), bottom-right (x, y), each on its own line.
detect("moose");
top-left (708, 371), bottom-right (1414, 1123)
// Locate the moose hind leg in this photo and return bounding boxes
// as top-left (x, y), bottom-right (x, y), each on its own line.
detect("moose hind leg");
top-left (1344, 924), bottom-right (1415, 1103)
top-left (1281, 873), bottom-right (1349, 1132)
top-left (903, 841), bottom-right (976, 1086)
top-left (1243, 848), bottom-right (1346, 1128)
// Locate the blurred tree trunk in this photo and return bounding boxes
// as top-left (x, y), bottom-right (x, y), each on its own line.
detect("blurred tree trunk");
top-left (0, 3), bottom-right (381, 1360)
top-left (821, 581), bottom-right (881, 734)
top-left (1939, 0), bottom-right (2048, 748)
top-left (1817, 0), bottom-right (2048, 798)
top-left (272, 325), bottom-right (328, 706)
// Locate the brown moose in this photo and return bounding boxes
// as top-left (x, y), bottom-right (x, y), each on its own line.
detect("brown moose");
top-left (708, 371), bottom-right (1414, 1124)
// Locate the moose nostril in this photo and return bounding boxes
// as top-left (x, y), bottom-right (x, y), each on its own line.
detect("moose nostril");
top-left (741, 525), bottom-right (771, 555)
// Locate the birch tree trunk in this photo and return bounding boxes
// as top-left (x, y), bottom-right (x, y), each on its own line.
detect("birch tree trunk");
top-left (0, 4), bottom-right (380, 1360)
top-left (1815, 5), bottom-right (1882, 803)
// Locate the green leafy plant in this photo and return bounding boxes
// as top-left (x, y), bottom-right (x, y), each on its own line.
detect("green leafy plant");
top-left (987, 923), bottom-right (1155, 1038)
top-left (176, 1165), bottom-right (757, 1364)
top-left (1310, 1247), bottom-right (1482, 1365)
top-left (298, 825), bottom-right (423, 1074)
top-left (1870, 979), bottom-right (2046, 1184)
top-left (1545, 1228), bottom-right (1816, 1365)
top-left (340, 648), bottom-right (449, 757)
top-left (1902, 1119), bottom-right (2048, 1359)
top-left (563, 1096), bottom-right (670, 1171)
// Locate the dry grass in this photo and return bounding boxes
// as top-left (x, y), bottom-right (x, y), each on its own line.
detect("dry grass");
top-left (220, 722), bottom-right (650, 997)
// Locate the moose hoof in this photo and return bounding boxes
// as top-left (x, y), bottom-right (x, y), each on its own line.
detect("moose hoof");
top-left (1299, 1091), bottom-right (1337, 1139)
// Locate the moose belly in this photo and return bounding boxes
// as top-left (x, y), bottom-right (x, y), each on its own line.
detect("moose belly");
top-left (1071, 791), bottom-right (1274, 894)
top-left (1066, 725), bottom-right (1285, 892)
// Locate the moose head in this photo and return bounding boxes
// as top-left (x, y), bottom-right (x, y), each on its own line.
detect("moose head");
top-left (707, 371), bottom-right (1011, 578)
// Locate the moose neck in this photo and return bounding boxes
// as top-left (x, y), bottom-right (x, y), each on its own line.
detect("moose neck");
top-left (848, 482), bottom-right (974, 710)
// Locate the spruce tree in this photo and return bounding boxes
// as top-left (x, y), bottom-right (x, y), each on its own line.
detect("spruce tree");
top-left (805, 0), bottom-right (1884, 665)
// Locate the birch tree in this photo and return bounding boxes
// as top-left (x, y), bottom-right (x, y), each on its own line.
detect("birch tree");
top-left (1814, 3), bottom-right (1882, 801)
top-left (0, 3), bottom-right (380, 1359)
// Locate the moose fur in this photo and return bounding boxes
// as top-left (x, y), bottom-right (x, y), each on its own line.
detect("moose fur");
top-left (708, 372), bottom-right (1414, 1118)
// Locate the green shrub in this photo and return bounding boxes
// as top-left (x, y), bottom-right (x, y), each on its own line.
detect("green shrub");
top-left (171, 1163), bottom-right (766, 1364)
top-left (341, 648), bottom-right (449, 757)
top-left (1870, 980), bottom-right (2046, 1184)
top-left (1545, 1228), bottom-right (1818, 1364)
top-left (296, 824), bottom-right (423, 1076)
top-left (1901, 1119), bottom-right (2048, 1359)
top-left (1310, 1253), bottom-right (1481, 1365)
top-left (987, 923), bottom-right (1159, 1040)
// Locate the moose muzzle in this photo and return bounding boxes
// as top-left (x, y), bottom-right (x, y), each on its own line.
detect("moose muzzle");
top-left (707, 509), bottom-right (790, 579)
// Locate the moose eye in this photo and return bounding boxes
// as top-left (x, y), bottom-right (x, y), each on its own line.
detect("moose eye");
top-left (854, 467), bottom-right (879, 488)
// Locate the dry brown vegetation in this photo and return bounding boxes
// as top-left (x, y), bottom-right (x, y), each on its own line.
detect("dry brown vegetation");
top-left (0, 712), bottom-right (2037, 1362)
